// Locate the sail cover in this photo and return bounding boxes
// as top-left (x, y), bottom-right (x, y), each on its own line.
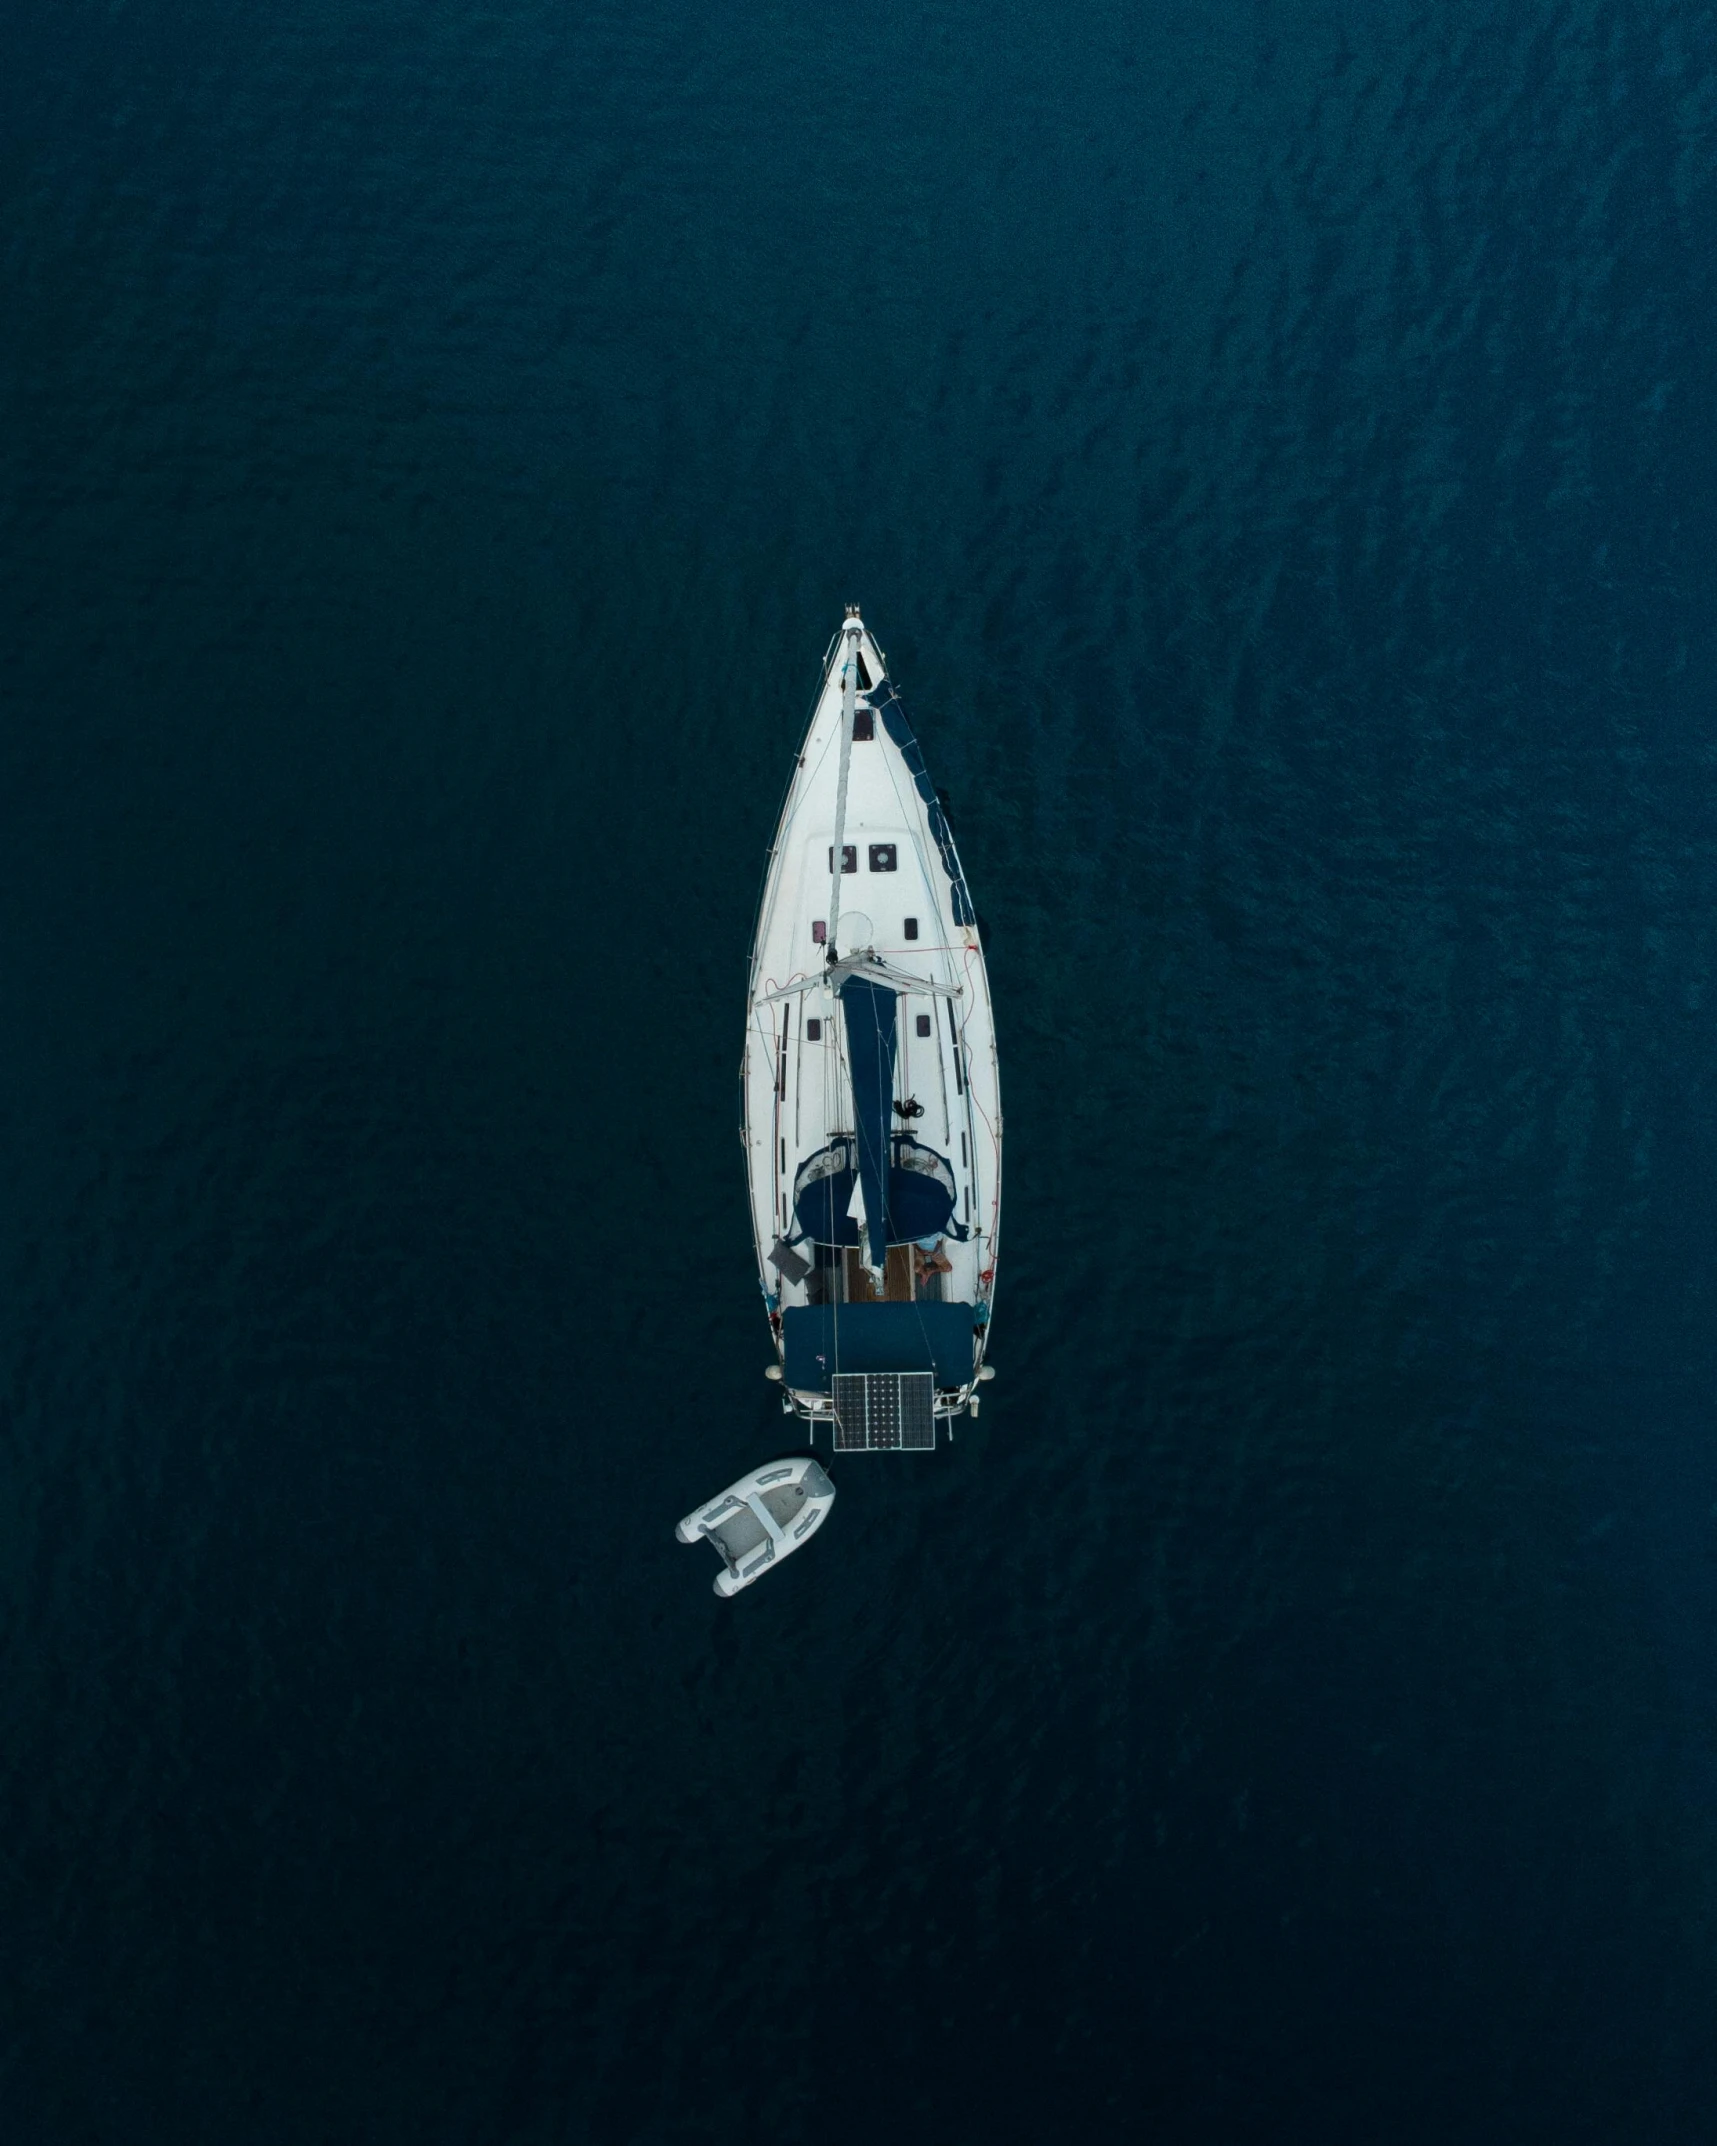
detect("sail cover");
top-left (839, 975), bottom-right (896, 1269)
top-left (865, 686), bottom-right (976, 927)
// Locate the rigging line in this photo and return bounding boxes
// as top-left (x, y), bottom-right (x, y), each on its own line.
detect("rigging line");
top-left (826, 620), bottom-right (860, 964)
top-left (906, 1264), bottom-right (946, 1416)
top-left (869, 1003), bottom-right (891, 1276)
top-left (752, 691), bottom-right (833, 918)
top-left (828, 972), bottom-right (843, 1403)
top-left (952, 956), bottom-right (1002, 1254)
top-left (825, 627), bottom-right (861, 1423)
top-left (957, 943), bottom-right (1000, 1144)
top-left (800, 706), bottom-right (842, 783)
top-left (873, 696), bottom-right (920, 857)
top-left (896, 1097), bottom-right (953, 1411)
top-left (944, 950), bottom-right (985, 1235)
top-left (772, 1011), bottom-right (783, 1232)
top-left (869, 685), bottom-right (967, 963)
top-left (746, 643), bottom-right (847, 940)
top-left (870, 711), bottom-right (962, 963)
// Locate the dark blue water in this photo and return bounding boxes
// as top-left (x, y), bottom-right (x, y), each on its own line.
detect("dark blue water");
top-left (6, 1), bottom-right (1717, 2137)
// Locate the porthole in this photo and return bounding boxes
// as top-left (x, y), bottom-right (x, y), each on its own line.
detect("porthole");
top-left (806, 1018), bottom-right (822, 1041)
top-left (903, 916), bottom-right (919, 939)
top-left (916, 1014), bottom-right (932, 1038)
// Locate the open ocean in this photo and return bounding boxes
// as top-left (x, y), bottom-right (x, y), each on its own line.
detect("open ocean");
top-left (5, 1), bottom-right (1717, 2138)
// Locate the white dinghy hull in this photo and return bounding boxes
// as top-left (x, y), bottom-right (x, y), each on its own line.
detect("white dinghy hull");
top-left (676, 1457), bottom-right (837, 1597)
top-left (742, 611), bottom-right (1001, 1444)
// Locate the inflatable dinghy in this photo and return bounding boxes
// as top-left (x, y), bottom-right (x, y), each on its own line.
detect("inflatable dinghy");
top-left (676, 1457), bottom-right (836, 1597)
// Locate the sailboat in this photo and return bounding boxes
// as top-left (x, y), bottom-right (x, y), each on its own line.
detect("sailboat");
top-left (742, 608), bottom-right (1001, 1451)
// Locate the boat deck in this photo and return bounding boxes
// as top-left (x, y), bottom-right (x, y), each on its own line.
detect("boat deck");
top-left (802, 1246), bottom-right (946, 1306)
top-left (743, 613), bottom-right (1000, 1418)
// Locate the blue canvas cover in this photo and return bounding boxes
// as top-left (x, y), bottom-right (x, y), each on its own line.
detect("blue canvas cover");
top-left (792, 1137), bottom-right (964, 1248)
top-left (864, 685), bottom-right (976, 927)
top-left (839, 975), bottom-right (897, 1269)
top-left (782, 1301), bottom-right (979, 1392)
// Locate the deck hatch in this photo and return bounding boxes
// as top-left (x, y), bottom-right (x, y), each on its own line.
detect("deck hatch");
top-left (832, 1371), bottom-right (936, 1452)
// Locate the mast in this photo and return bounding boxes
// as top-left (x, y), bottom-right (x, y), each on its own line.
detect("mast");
top-left (829, 610), bottom-right (887, 1276)
top-left (825, 609), bottom-right (862, 965)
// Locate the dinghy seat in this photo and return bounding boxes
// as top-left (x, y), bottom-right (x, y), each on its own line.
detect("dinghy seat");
top-left (709, 1506), bottom-right (768, 1563)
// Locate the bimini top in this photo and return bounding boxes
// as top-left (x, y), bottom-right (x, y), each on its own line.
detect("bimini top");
top-left (781, 1301), bottom-right (979, 1392)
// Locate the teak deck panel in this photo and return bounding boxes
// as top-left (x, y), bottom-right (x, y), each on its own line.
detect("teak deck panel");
top-left (844, 1244), bottom-right (915, 1303)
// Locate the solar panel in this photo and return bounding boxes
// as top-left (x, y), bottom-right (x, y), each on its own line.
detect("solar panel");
top-left (898, 1373), bottom-right (935, 1450)
top-left (831, 1371), bottom-right (937, 1453)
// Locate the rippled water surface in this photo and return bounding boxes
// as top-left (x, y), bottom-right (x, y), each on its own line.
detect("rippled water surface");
top-left (6, 1), bottom-right (1717, 2138)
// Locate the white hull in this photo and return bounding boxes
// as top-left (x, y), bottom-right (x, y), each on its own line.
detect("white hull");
top-left (676, 1457), bottom-right (837, 1596)
top-left (741, 613), bottom-right (1001, 1433)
